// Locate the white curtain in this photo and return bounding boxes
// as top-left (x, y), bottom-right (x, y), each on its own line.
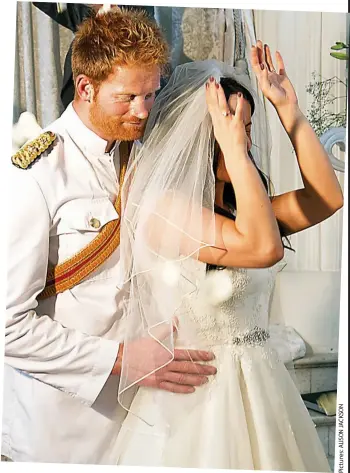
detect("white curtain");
top-left (14, 2), bottom-right (73, 127)
top-left (254, 10), bottom-right (347, 272)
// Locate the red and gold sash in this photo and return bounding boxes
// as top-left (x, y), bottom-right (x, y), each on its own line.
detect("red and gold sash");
top-left (38, 141), bottom-right (132, 300)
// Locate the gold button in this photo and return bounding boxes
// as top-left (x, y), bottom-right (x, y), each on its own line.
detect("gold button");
top-left (89, 217), bottom-right (101, 229)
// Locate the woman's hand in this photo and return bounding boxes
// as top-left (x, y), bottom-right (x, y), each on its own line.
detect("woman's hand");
top-left (251, 44), bottom-right (343, 235)
top-left (205, 77), bottom-right (248, 158)
top-left (251, 40), bottom-right (298, 112)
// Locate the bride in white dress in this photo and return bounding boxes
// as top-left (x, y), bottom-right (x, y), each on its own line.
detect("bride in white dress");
top-left (114, 42), bottom-right (343, 470)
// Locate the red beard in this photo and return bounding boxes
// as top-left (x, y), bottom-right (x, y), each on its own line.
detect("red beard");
top-left (89, 100), bottom-right (146, 141)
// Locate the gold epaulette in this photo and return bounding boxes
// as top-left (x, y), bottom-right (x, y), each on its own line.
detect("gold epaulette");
top-left (11, 131), bottom-right (57, 169)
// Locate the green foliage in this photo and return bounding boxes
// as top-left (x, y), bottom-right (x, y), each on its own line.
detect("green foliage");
top-left (306, 72), bottom-right (347, 137)
top-left (330, 42), bottom-right (349, 60)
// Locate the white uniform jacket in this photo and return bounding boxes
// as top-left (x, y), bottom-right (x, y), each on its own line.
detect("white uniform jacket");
top-left (3, 104), bottom-right (137, 463)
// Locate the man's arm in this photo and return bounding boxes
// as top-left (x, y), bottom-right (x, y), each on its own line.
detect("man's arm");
top-left (6, 168), bottom-right (120, 407)
top-left (32, 2), bottom-right (93, 32)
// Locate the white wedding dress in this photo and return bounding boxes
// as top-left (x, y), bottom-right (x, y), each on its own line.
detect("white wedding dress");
top-left (115, 264), bottom-right (331, 471)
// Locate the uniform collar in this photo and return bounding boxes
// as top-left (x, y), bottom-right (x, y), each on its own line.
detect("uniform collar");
top-left (62, 103), bottom-right (119, 157)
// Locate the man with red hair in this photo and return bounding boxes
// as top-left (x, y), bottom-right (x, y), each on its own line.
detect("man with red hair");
top-left (4, 8), bottom-right (216, 464)
top-left (32, 3), bottom-right (156, 109)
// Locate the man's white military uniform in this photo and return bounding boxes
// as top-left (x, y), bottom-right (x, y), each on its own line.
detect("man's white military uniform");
top-left (3, 103), bottom-right (137, 463)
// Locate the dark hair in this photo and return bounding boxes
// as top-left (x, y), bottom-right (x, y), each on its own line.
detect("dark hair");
top-left (212, 77), bottom-right (294, 253)
top-left (220, 77), bottom-right (255, 116)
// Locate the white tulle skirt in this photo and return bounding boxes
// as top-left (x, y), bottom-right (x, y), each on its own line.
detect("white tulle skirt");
top-left (115, 344), bottom-right (331, 471)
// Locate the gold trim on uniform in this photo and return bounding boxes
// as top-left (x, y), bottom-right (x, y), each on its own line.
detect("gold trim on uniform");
top-left (11, 131), bottom-right (57, 169)
top-left (38, 140), bottom-right (132, 300)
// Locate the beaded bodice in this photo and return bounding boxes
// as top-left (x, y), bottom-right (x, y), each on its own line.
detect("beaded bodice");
top-left (185, 265), bottom-right (279, 347)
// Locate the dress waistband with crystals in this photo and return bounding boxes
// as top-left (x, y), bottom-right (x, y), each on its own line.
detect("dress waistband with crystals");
top-left (228, 326), bottom-right (270, 347)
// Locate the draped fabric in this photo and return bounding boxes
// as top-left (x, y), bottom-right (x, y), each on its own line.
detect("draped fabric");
top-left (14, 2), bottom-right (73, 127)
